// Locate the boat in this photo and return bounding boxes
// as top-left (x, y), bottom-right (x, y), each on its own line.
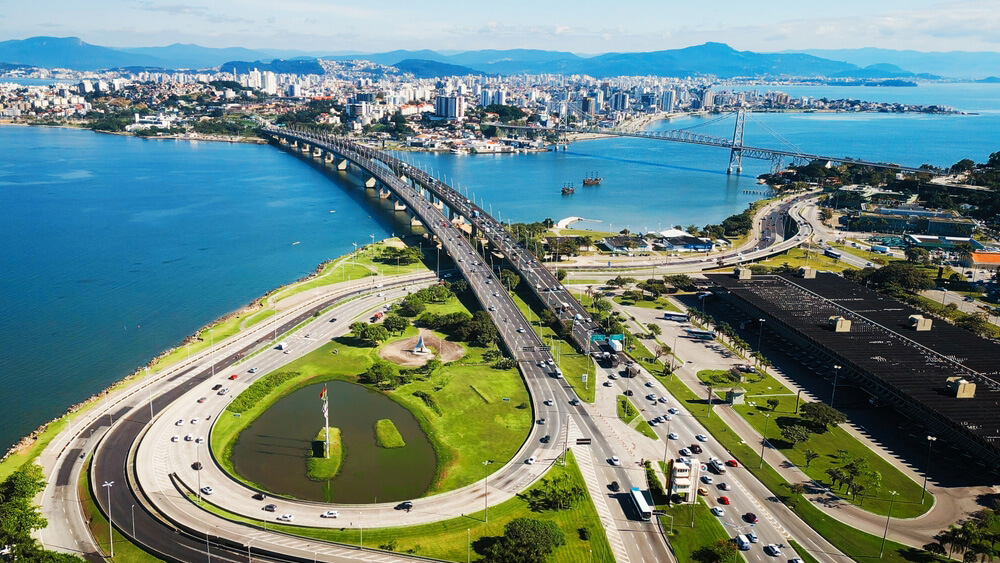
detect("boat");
top-left (329, 210), bottom-right (336, 213)
top-left (561, 183), bottom-right (576, 195)
top-left (582, 172), bottom-right (602, 185)
top-left (292, 241), bottom-right (301, 245)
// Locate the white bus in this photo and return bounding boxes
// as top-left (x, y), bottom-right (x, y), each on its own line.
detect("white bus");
top-left (629, 487), bottom-right (652, 521)
top-left (662, 312), bottom-right (690, 322)
top-left (685, 328), bottom-right (716, 340)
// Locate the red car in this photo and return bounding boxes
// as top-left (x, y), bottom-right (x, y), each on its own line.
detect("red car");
top-left (228, 374), bottom-right (238, 380)
top-left (719, 496), bottom-right (731, 505)
top-left (744, 512), bottom-right (758, 523)
top-left (726, 459), bottom-right (739, 467)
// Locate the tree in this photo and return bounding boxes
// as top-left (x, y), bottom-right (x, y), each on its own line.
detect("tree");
top-left (0, 465), bottom-right (85, 562)
top-left (382, 313), bottom-right (408, 335)
top-left (451, 279), bottom-right (468, 294)
top-left (868, 262), bottom-right (935, 293)
top-left (904, 246), bottom-right (931, 265)
top-left (766, 398), bottom-right (780, 411)
top-left (398, 296), bottom-right (426, 317)
top-left (647, 323), bottom-right (662, 338)
top-left (692, 539), bottom-right (739, 563)
top-left (556, 269), bottom-right (568, 281)
top-left (820, 207), bottom-right (834, 222)
top-left (800, 402), bottom-right (847, 430)
top-left (477, 517), bottom-right (566, 563)
top-left (360, 360), bottom-right (400, 387)
top-left (803, 449), bottom-right (820, 468)
top-left (781, 424), bottom-right (812, 445)
top-left (500, 269), bottom-right (521, 291)
top-left (957, 312), bottom-right (992, 337)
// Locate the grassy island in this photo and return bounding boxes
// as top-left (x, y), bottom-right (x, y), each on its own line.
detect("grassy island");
top-left (374, 419), bottom-right (405, 448)
top-left (306, 427), bottom-right (343, 481)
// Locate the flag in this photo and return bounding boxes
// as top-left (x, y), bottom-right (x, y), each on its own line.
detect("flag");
top-left (322, 401), bottom-right (328, 417)
top-left (319, 385), bottom-right (327, 399)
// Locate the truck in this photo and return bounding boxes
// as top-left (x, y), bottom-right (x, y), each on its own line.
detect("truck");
top-left (275, 341), bottom-right (288, 350)
top-left (872, 244), bottom-right (890, 254)
top-left (471, 210), bottom-right (480, 218)
top-left (370, 311), bottom-right (384, 322)
top-left (608, 340), bottom-right (623, 353)
top-left (708, 458), bottom-right (727, 474)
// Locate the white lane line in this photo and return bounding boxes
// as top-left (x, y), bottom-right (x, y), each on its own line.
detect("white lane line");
top-left (572, 430), bottom-right (631, 563)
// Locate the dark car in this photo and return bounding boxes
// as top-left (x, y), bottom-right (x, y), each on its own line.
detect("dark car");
top-left (689, 444), bottom-right (703, 454)
top-left (744, 512), bottom-right (758, 523)
top-left (252, 492), bottom-right (266, 501)
top-left (540, 435), bottom-right (550, 443)
top-left (263, 504), bottom-right (277, 512)
top-left (609, 481), bottom-right (621, 492)
top-left (192, 461), bottom-right (203, 470)
top-left (211, 384), bottom-right (223, 391)
top-left (395, 501), bottom-right (413, 511)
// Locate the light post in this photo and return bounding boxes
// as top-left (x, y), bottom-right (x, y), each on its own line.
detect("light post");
top-left (879, 491), bottom-right (899, 558)
top-left (467, 528), bottom-right (471, 563)
top-left (759, 414), bottom-right (771, 469)
top-left (102, 481), bottom-right (114, 558)
top-left (131, 503), bottom-right (135, 538)
top-left (669, 334), bottom-right (679, 376)
top-left (756, 318), bottom-right (765, 365)
top-left (482, 460), bottom-right (494, 523)
top-left (921, 436), bottom-right (937, 503)
top-left (830, 365), bottom-right (842, 408)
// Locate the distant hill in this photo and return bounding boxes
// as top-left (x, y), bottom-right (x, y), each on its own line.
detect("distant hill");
top-left (0, 36), bottom-right (162, 70)
top-left (323, 49), bottom-right (450, 66)
top-left (787, 47), bottom-right (1000, 79)
top-left (393, 59), bottom-right (481, 78)
top-left (120, 44), bottom-right (280, 69)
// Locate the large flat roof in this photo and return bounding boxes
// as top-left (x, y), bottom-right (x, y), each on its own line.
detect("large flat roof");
top-left (709, 273), bottom-right (1000, 445)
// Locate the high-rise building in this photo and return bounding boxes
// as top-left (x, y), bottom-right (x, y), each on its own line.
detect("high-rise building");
top-left (434, 95), bottom-right (465, 119)
top-left (491, 89), bottom-right (506, 106)
top-left (261, 72), bottom-right (278, 95)
top-left (247, 68), bottom-right (262, 90)
top-left (661, 90), bottom-right (676, 112)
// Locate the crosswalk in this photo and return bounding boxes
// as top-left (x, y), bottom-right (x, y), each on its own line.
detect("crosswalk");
top-left (569, 422), bottom-right (631, 563)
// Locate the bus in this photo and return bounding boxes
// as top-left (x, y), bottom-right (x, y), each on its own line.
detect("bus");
top-left (685, 328), bottom-right (716, 340)
top-left (629, 487), bottom-right (652, 521)
top-left (824, 248), bottom-right (843, 260)
top-left (662, 312), bottom-right (690, 322)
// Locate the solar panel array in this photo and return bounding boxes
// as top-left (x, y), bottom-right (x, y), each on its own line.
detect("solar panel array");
top-left (710, 273), bottom-right (1000, 445)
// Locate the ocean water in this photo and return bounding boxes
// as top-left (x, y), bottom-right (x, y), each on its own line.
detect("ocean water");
top-left (0, 127), bottom-right (393, 450)
top-left (1, 83), bottom-right (997, 451)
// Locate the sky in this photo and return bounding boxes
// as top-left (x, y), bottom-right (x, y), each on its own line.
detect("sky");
top-left (1, 0), bottom-right (999, 53)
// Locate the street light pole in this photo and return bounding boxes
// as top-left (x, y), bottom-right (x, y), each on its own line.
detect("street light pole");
top-left (759, 414), bottom-right (771, 469)
top-left (102, 481), bottom-right (114, 558)
top-left (482, 460), bottom-right (494, 523)
top-left (756, 318), bottom-right (765, 365)
top-left (831, 365), bottom-right (842, 408)
top-left (921, 436), bottom-right (937, 503)
top-left (879, 491), bottom-right (899, 558)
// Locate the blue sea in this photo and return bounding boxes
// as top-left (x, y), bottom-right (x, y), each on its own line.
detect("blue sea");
top-left (1, 82), bottom-right (998, 451)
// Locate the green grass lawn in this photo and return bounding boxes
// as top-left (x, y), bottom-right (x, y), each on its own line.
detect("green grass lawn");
top-left (212, 296), bottom-right (532, 497)
top-left (617, 395), bottom-right (638, 423)
top-left (755, 247), bottom-right (854, 273)
top-left (375, 419), bottom-right (406, 448)
top-left (660, 498), bottom-right (739, 563)
top-left (696, 369), bottom-right (792, 398)
top-left (614, 295), bottom-right (682, 312)
top-left (307, 427), bottom-right (343, 480)
top-left (194, 450), bottom-right (613, 563)
top-left (789, 540), bottom-right (822, 563)
top-left (244, 308), bottom-right (276, 328)
top-left (508, 290), bottom-right (596, 403)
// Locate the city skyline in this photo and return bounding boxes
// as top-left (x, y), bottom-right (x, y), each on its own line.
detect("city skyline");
top-left (1, 0), bottom-right (999, 55)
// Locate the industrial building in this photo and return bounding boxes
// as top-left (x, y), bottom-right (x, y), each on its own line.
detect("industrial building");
top-left (708, 272), bottom-right (1000, 470)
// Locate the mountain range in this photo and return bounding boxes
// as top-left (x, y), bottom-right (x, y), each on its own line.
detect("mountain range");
top-left (1, 36), bottom-right (998, 79)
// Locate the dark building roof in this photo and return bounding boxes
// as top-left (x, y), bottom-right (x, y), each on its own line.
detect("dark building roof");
top-left (709, 272), bottom-right (1000, 455)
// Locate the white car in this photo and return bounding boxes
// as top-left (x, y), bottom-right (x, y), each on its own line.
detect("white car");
top-left (525, 456), bottom-right (536, 465)
top-left (277, 514), bottom-right (294, 522)
top-left (658, 397), bottom-right (668, 404)
top-left (201, 486), bottom-right (214, 495)
top-left (190, 418), bottom-right (198, 424)
top-left (321, 510), bottom-right (339, 518)
top-left (644, 381), bottom-right (653, 387)
top-left (764, 544), bottom-right (782, 557)
top-left (710, 506), bottom-right (724, 516)
top-left (668, 432), bottom-right (678, 440)
top-left (718, 483), bottom-right (731, 491)
top-left (171, 435), bottom-right (179, 443)
top-left (184, 434), bottom-right (194, 442)
top-left (610, 456), bottom-right (621, 466)
top-left (701, 475), bottom-right (714, 484)
top-left (175, 419), bottom-right (184, 426)
top-left (196, 437), bottom-right (205, 444)
top-left (696, 434), bottom-right (708, 442)
top-left (517, 328), bottom-right (525, 333)
top-left (543, 399), bottom-right (552, 406)
top-left (679, 448), bottom-right (691, 456)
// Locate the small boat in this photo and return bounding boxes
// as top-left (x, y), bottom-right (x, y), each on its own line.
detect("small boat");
top-left (582, 172), bottom-right (602, 185)
top-left (292, 241), bottom-right (301, 245)
top-left (561, 183), bottom-right (576, 195)
top-left (329, 210), bottom-right (336, 213)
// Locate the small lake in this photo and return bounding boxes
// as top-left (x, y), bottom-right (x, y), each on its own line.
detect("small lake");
top-left (228, 380), bottom-right (437, 503)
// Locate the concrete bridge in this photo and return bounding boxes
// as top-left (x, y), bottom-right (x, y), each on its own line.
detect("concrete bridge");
top-left (264, 126), bottom-right (602, 354)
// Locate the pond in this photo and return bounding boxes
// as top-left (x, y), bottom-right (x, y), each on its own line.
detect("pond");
top-left (228, 380), bottom-right (437, 503)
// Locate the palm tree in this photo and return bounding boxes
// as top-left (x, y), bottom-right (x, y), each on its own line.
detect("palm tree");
top-left (941, 526), bottom-right (962, 558)
top-left (803, 449), bottom-right (820, 468)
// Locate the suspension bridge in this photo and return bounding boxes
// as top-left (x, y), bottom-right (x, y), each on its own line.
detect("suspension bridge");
top-left (493, 109), bottom-right (938, 176)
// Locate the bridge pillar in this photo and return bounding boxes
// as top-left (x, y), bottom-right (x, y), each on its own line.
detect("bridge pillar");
top-left (378, 188), bottom-right (391, 200)
top-left (433, 199), bottom-right (444, 211)
top-left (364, 175), bottom-right (377, 189)
top-left (323, 152), bottom-right (333, 164)
top-left (335, 157), bottom-right (348, 171)
top-left (394, 198), bottom-right (407, 212)
top-left (409, 214), bottom-right (422, 227)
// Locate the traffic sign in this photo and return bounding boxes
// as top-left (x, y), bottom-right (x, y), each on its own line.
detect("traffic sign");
top-left (589, 333), bottom-right (606, 341)
top-left (522, 346), bottom-right (534, 351)
top-left (581, 374), bottom-right (588, 382)
top-left (539, 346), bottom-right (551, 351)
top-left (608, 334), bottom-right (625, 341)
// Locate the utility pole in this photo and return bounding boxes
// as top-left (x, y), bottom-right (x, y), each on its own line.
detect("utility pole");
top-left (759, 414), bottom-right (771, 469)
top-left (102, 481), bottom-right (115, 558)
top-left (879, 491), bottom-right (899, 558)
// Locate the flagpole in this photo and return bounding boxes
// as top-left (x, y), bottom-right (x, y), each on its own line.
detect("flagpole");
top-left (324, 395), bottom-right (330, 459)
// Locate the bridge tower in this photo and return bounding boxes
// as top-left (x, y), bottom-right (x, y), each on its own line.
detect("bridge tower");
top-left (727, 108), bottom-right (747, 175)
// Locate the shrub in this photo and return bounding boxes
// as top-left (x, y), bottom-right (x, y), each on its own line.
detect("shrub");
top-left (227, 372), bottom-right (300, 413)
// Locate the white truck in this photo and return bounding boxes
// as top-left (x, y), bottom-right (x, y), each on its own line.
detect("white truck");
top-left (609, 340), bottom-right (623, 353)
